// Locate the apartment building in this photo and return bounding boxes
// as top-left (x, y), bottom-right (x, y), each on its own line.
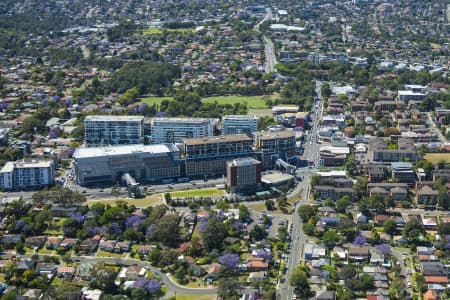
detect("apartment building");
top-left (368, 137), bottom-right (418, 162)
top-left (222, 115), bottom-right (258, 136)
top-left (253, 130), bottom-right (296, 168)
top-left (151, 118), bottom-right (213, 144)
top-left (391, 162), bottom-right (417, 186)
top-left (84, 115), bottom-right (144, 146)
top-left (182, 134), bottom-right (254, 177)
top-left (0, 159), bottom-right (55, 190)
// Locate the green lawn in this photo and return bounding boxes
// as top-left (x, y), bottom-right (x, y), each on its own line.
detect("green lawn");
top-left (142, 28), bottom-right (195, 35)
top-left (140, 94), bottom-right (280, 109)
top-left (424, 153), bottom-right (450, 163)
top-left (86, 193), bottom-right (164, 208)
top-left (169, 188), bottom-right (225, 198)
top-left (96, 250), bottom-right (127, 258)
top-left (174, 294), bottom-right (216, 300)
top-left (37, 248), bottom-right (54, 255)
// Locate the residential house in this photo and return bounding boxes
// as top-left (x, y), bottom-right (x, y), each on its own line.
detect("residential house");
top-left (45, 237), bottom-right (63, 250)
top-left (37, 263), bottom-right (56, 281)
top-left (57, 266), bottom-right (75, 278)
top-left (424, 276), bottom-right (448, 285)
top-left (2, 235), bottom-right (22, 248)
top-left (25, 236), bottom-right (46, 249)
top-left (423, 289), bottom-right (438, 300)
top-left (50, 206), bottom-right (78, 217)
top-left (137, 245), bottom-right (154, 256)
top-left (348, 246), bottom-right (370, 262)
top-left (248, 271), bottom-right (266, 282)
top-left (99, 240), bottom-right (116, 252)
top-left (421, 262), bottom-right (447, 276)
top-left (17, 259), bottom-right (36, 273)
top-left (125, 265), bottom-right (146, 280)
top-left (114, 241), bottom-right (131, 253)
top-left (416, 186), bottom-right (439, 206)
top-left (390, 187), bottom-right (408, 201)
top-left (246, 257), bottom-right (269, 271)
top-left (22, 289), bottom-right (43, 299)
top-left (370, 249), bottom-right (385, 265)
top-left (423, 218), bottom-right (438, 230)
top-left (80, 236), bottom-right (100, 253)
top-left (76, 263), bottom-right (94, 281)
top-left (60, 238), bottom-right (78, 250)
top-left (374, 215), bottom-right (390, 226)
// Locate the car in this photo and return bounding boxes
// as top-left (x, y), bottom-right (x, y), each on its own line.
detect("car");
top-left (407, 281), bottom-right (411, 288)
top-left (82, 190), bottom-right (87, 193)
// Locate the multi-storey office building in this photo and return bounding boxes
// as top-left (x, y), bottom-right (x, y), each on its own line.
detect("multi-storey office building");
top-left (73, 144), bottom-right (181, 186)
top-left (84, 116), bottom-right (144, 146)
top-left (0, 159), bottom-right (55, 190)
top-left (150, 118), bottom-right (214, 144)
top-left (226, 158), bottom-right (262, 194)
top-left (368, 137), bottom-right (418, 162)
top-left (182, 134), bottom-right (254, 177)
top-left (221, 115), bottom-right (258, 136)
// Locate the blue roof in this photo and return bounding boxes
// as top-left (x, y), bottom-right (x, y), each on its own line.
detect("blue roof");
top-left (391, 162), bottom-right (413, 169)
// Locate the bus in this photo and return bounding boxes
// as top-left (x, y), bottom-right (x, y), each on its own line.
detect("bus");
top-left (177, 177), bottom-right (190, 183)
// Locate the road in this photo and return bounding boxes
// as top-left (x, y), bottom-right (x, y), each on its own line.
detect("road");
top-left (14, 252), bottom-right (217, 297)
top-left (253, 8), bottom-right (276, 73)
top-left (280, 81), bottom-right (324, 300)
top-left (426, 112), bottom-right (447, 143)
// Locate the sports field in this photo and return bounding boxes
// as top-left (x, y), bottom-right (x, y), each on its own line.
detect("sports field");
top-left (140, 94), bottom-right (280, 109)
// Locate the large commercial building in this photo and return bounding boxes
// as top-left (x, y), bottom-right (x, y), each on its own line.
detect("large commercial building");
top-left (182, 134), bottom-right (254, 177)
top-left (0, 159), bottom-right (55, 191)
top-left (151, 118), bottom-right (214, 144)
top-left (84, 116), bottom-right (144, 146)
top-left (226, 158), bottom-right (262, 194)
top-left (253, 131), bottom-right (297, 168)
top-left (73, 144), bottom-right (181, 186)
top-left (221, 115), bottom-right (258, 136)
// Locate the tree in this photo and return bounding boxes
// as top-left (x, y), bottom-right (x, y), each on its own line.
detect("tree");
top-left (290, 265), bottom-right (311, 298)
top-left (438, 187), bottom-right (449, 209)
top-left (249, 225), bottom-right (266, 241)
top-left (218, 278), bottom-right (240, 300)
top-left (336, 195), bottom-right (351, 213)
top-left (298, 205), bottom-right (317, 221)
top-left (276, 195), bottom-right (289, 213)
top-left (351, 273), bottom-right (374, 291)
top-left (265, 199), bottom-right (275, 210)
top-left (238, 205), bottom-right (249, 222)
top-left (383, 218), bottom-right (397, 235)
top-left (201, 217), bottom-right (228, 250)
top-left (218, 253), bottom-right (240, 270)
top-left (55, 282), bottom-right (81, 300)
top-left (90, 263), bottom-right (118, 293)
top-left (154, 215), bottom-right (180, 246)
top-left (323, 229), bottom-right (340, 249)
top-left (403, 219), bottom-right (424, 243)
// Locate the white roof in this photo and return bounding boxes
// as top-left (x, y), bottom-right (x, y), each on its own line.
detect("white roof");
top-left (398, 90), bottom-right (426, 96)
top-left (0, 160), bottom-right (53, 173)
top-left (319, 145), bottom-right (350, 155)
top-left (73, 144), bottom-right (174, 159)
top-left (85, 115), bottom-right (143, 122)
top-left (315, 170), bottom-right (347, 177)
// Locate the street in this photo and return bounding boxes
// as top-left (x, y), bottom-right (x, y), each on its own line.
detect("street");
top-left (280, 81), bottom-right (324, 300)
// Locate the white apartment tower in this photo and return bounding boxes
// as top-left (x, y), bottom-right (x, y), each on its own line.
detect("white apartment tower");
top-left (0, 159), bottom-right (55, 190)
top-left (222, 115), bottom-right (258, 136)
top-left (151, 118), bottom-right (213, 144)
top-left (84, 115), bottom-right (144, 146)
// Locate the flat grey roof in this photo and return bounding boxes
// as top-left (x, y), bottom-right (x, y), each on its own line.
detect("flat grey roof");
top-left (85, 115), bottom-right (144, 122)
top-left (73, 144), bottom-right (176, 159)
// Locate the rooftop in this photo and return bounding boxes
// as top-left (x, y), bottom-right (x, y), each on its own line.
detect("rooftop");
top-left (152, 117), bottom-right (211, 124)
top-left (222, 115), bottom-right (257, 120)
top-left (73, 144), bottom-right (177, 159)
top-left (183, 134), bottom-right (251, 145)
top-left (85, 115), bottom-right (144, 122)
top-left (228, 157), bottom-right (261, 167)
top-left (254, 130), bottom-right (295, 140)
top-left (0, 159), bottom-right (53, 173)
